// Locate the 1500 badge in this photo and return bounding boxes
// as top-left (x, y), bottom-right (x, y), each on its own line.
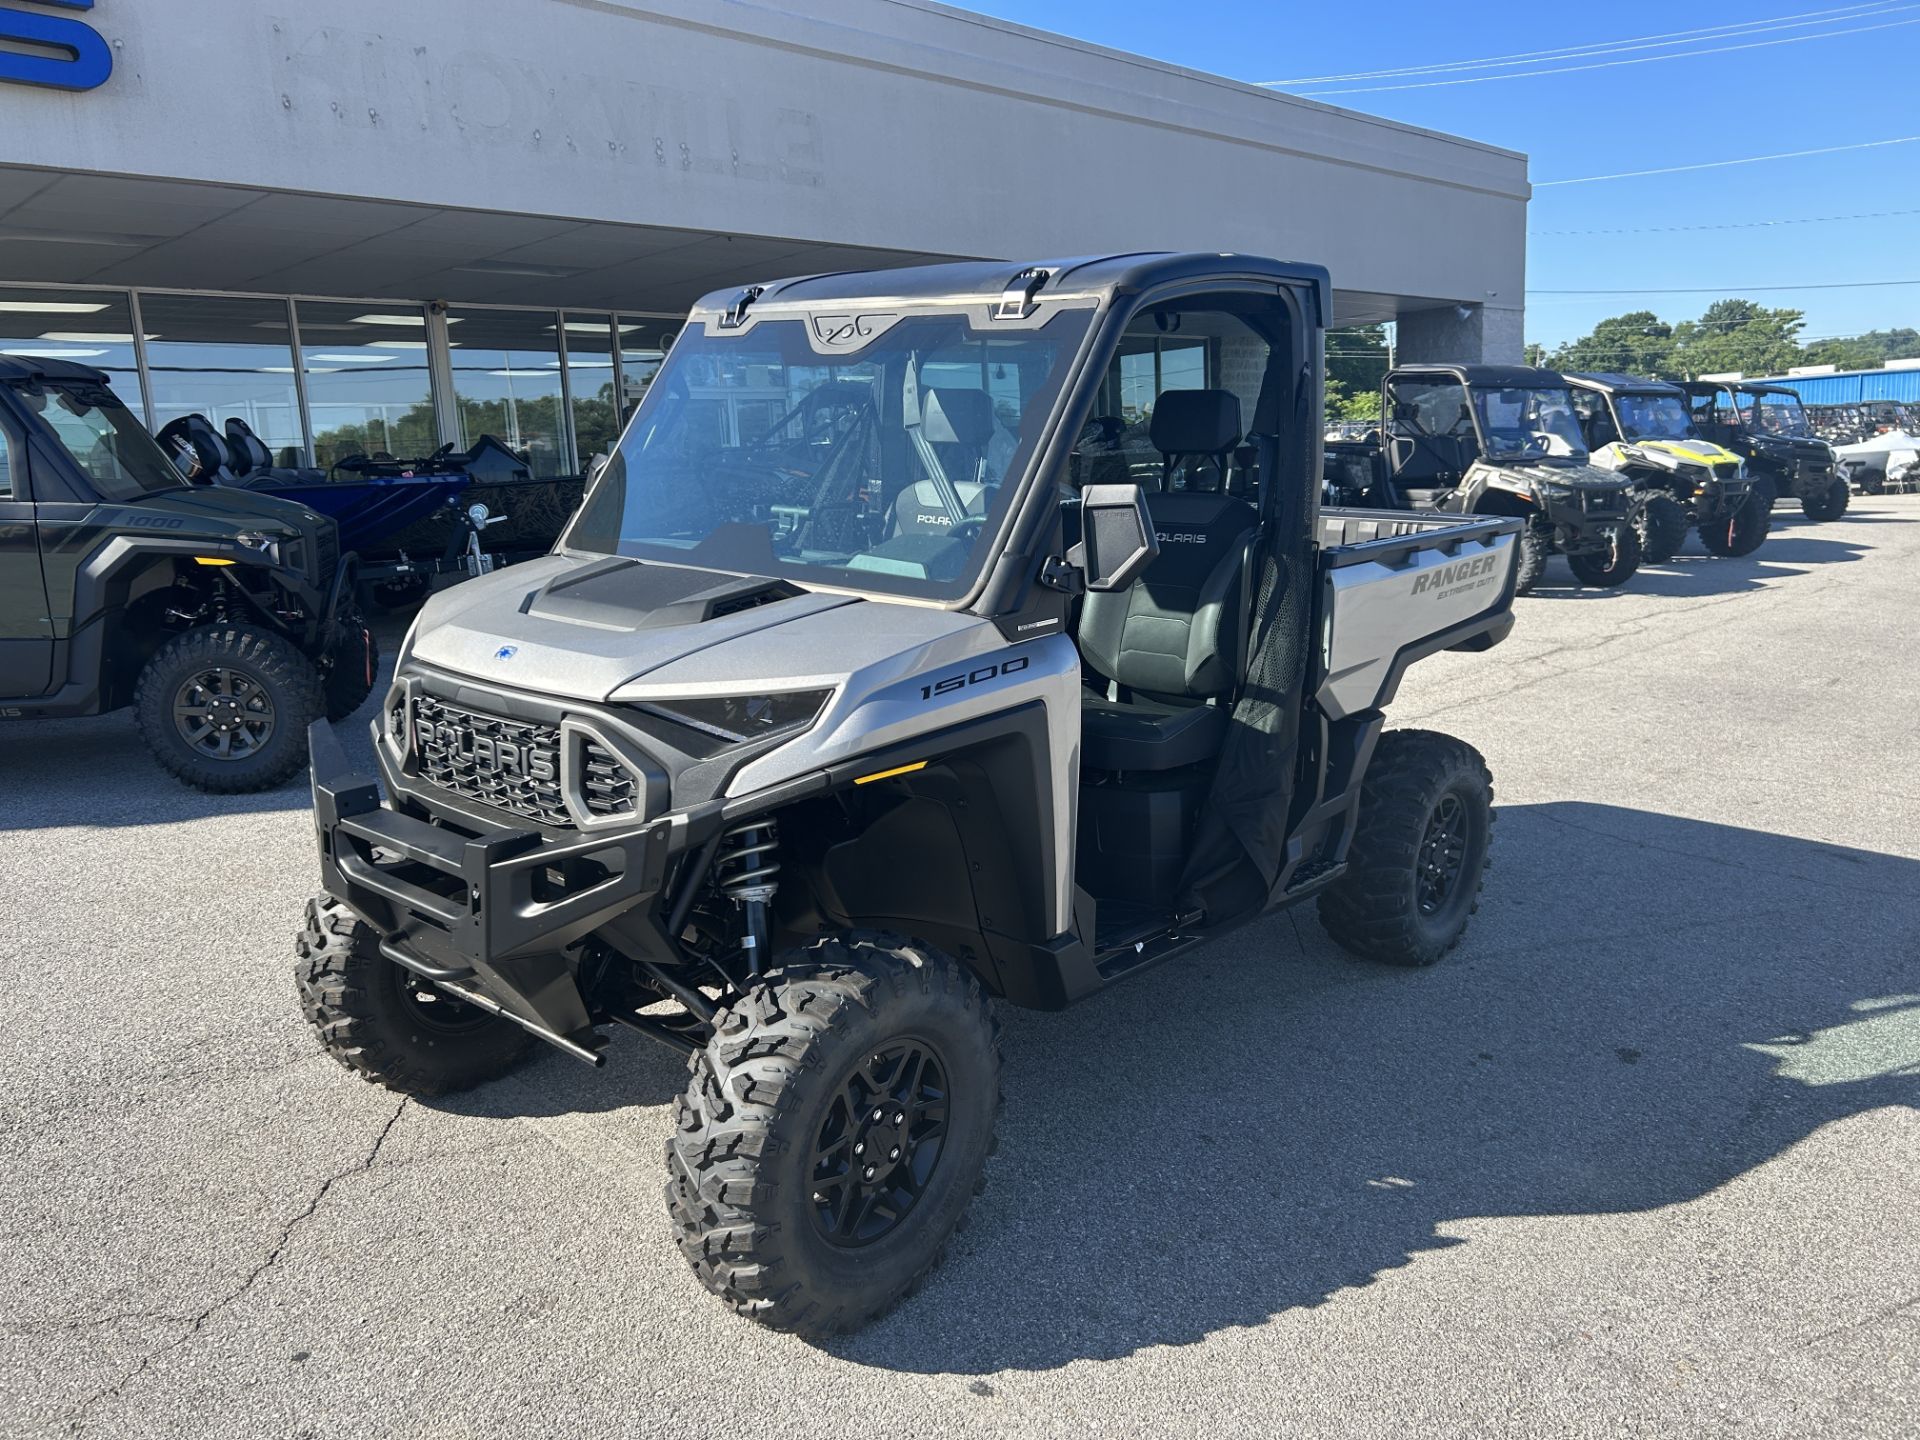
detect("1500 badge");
top-left (918, 654), bottom-right (1029, 701)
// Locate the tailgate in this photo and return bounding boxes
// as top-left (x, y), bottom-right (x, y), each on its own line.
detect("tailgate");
top-left (1315, 508), bottom-right (1521, 720)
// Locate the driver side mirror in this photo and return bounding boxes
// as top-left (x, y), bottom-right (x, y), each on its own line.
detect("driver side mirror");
top-left (1071, 483), bottom-right (1159, 593)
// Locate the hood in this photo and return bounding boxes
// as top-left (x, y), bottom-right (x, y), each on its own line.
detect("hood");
top-left (1485, 458), bottom-right (1631, 490)
top-left (1751, 432), bottom-right (1833, 461)
top-left (406, 553), bottom-right (867, 702)
top-left (1618, 437), bottom-right (1743, 471)
top-left (115, 484), bottom-right (326, 540)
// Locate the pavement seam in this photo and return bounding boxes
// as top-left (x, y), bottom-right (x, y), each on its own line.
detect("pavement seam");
top-left (53, 1095), bottom-right (410, 1436)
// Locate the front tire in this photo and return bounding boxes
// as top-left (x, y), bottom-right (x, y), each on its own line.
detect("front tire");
top-left (1566, 521), bottom-right (1641, 587)
top-left (295, 894), bottom-right (533, 1097)
top-left (1512, 522), bottom-right (1552, 595)
top-left (1700, 488), bottom-right (1772, 557)
top-left (133, 624), bottom-right (321, 793)
top-left (666, 934), bottom-right (1001, 1337)
top-left (1318, 729), bottom-right (1494, 967)
top-left (1801, 477), bottom-right (1850, 522)
top-left (1635, 493), bottom-right (1689, 564)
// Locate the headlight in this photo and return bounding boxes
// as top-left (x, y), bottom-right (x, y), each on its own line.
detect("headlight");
top-left (640, 689), bottom-right (832, 744)
top-left (1535, 483), bottom-right (1574, 502)
top-left (232, 531), bottom-right (285, 565)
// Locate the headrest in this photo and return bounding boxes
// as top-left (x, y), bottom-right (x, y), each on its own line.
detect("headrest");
top-left (1151, 389), bottom-right (1240, 456)
top-left (223, 417), bottom-right (274, 474)
top-left (922, 386), bottom-right (996, 448)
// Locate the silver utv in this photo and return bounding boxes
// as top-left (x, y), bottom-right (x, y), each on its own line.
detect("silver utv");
top-left (296, 254), bottom-right (1520, 1335)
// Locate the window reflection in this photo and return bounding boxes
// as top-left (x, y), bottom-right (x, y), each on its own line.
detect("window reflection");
top-left (295, 301), bottom-right (439, 470)
top-left (139, 294), bottom-right (302, 462)
top-left (447, 308), bottom-right (568, 478)
top-left (0, 286), bottom-right (146, 419)
top-left (561, 314), bottom-right (618, 471)
top-left (619, 316), bottom-right (672, 425)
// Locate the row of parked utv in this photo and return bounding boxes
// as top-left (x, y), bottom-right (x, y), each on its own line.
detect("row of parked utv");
top-left (1323, 364), bottom-right (1852, 593)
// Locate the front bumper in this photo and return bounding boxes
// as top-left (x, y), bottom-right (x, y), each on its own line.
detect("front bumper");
top-left (310, 720), bottom-right (677, 1051)
top-left (1539, 488), bottom-right (1630, 549)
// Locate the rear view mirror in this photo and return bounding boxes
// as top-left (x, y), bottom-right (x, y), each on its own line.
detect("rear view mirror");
top-left (1072, 483), bottom-right (1159, 593)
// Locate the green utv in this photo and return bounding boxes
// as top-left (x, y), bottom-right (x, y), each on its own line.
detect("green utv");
top-left (0, 357), bottom-right (373, 791)
top-left (1322, 364), bottom-right (1642, 594)
top-left (1680, 380), bottom-right (1849, 523)
top-left (294, 253), bottom-right (1523, 1335)
top-left (1567, 373), bottom-right (1770, 560)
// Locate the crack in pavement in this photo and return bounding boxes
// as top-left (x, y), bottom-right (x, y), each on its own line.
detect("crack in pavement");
top-left (55, 1095), bottom-right (410, 1436)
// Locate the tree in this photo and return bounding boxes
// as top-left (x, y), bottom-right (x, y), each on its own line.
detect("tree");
top-left (1804, 327), bottom-right (1920, 371)
top-left (1547, 310), bottom-right (1675, 378)
top-left (1326, 324), bottom-right (1389, 405)
top-left (1670, 300), bottom-right (1805, 379)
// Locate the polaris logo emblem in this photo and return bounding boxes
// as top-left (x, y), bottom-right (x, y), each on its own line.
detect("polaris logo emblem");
top-left (1411, 553), bottom-right (1499, 595)
top-left (495, 645), bottom-right (518, 660)
top-left (415, 720), bottom-right (558, 782)
top-left (1155, 531), bottom-right (1208, 544)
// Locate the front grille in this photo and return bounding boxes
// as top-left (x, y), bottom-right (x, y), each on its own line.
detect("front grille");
top-left (1712, 462), bottom-right (1739, 480)
top-left (411, 696), bottom-right (570, 827)
top-left (580, 741), bottom-right (639, 819)
top-left (1582, 490), bottom-right (1626, 517)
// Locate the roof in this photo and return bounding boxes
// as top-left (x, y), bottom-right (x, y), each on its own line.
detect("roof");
top-left (0, 354), bottom-right (110, 385)
top-left (691, 253), bottom-right (1333, 320)
top-left (1678, 380), bottom-right (1801, 397)
top-left (1565, 372), bottom-right (1684, 397)
top-left (1390, 363), bottom-right (1569, 388)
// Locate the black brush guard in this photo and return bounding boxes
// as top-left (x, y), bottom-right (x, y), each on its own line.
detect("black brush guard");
top-left (309, 720), bottom-right (675, 1063)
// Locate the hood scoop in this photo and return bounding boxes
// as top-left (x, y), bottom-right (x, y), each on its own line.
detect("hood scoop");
top-left (520, 558), bottom-right (808, 632)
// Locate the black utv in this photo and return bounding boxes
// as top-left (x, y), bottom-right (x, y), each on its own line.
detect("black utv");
top-left (1678, 381), bottom-right (1849, 522)
top-left (0, 357), bottom-right (374, 791)
top-left (1323, 364), bottom-right (1641, 594)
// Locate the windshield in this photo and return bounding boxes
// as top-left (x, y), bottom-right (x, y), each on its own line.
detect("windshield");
top-left (1743, 392), bottom-right (1812, 437)
top-left (1471, 386), bottom-right (1587, 459)
top-left (1613, 392), bottom-right (1696, 442)
top-left (14, 381), bottom-right (185, 501)
top-left (565, 308), bottom-right (1091, 600)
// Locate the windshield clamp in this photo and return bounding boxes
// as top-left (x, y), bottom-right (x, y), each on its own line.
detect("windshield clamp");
top-left (993, 267), bottom-right (1052, 321)
top-left (718, 285), bottom-right (765, 329)
top-left (1038, 554), bottom-right (1085, 595)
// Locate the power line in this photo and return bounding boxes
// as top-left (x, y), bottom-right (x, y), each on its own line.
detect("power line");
top-left (1259, 1), bottom-right (1906, 84)
top-left (1273, 14), bottom-right (1920, 94)
top-left (1531, 206), bottom-right (1920, 236)
top-left (1537, 135), bottom-right (1920, 186)
top-left (1529, 279), bottom-right (1920, 294)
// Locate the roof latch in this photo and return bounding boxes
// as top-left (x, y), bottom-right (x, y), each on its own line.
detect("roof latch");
top-left (719, 285), bottom-right (765, 329)
top-left (992, 267), bottom-right (1052, 321)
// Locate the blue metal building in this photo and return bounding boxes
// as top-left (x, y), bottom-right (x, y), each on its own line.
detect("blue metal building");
top-left (1749, 367), bottom-right (1920, 404)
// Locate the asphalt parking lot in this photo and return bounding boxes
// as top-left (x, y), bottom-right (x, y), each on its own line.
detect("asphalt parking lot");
top-left (2, 497), bottom-right (1916, 1439)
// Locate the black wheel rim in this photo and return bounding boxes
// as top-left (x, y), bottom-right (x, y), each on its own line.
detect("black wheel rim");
top-left (809, 1039), bottom-right (950, 1247)
top-left (1417, 793), bottom-right (1470, 915)
top-left (172, 667), bottom-right (275, 760)
top-left (393, 967), bottom-right (497, 1036)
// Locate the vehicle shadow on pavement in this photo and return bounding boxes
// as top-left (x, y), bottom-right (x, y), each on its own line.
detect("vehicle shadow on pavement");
top-left (1523, 535), bottom-right (1871, 602)
top-left (827, 802), bottom-right (1919, 1374)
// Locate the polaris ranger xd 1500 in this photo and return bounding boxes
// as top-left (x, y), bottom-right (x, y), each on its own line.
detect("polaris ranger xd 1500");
top-left (1566, 372), bottom-right (1769, 560)
top-left (0, 357), bottom-right (373, 790)
top-left (1680, 380), bottom-right (1849, 522)
top-left (295, 255), bottom-right (1520, 1335)
top-left (1324, 364), bottom-right (1641, 594)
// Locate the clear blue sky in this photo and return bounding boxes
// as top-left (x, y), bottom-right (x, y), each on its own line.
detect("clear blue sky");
top-left (965, 0), bottom-right (1920, 349)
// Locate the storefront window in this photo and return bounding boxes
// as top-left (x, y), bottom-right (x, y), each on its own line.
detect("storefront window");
top-left (561, 314), bottom-right (619, 470)
top-left (619, 316), bottom-right (673, 424)
top-left (140, 294), bottom-right (302, 463)
top-left (0, 286), bottom-right (145, 419)
top-left (294, 301), bottom-right (439, 470)
top-left (447, 308), bottom-right (569, 478)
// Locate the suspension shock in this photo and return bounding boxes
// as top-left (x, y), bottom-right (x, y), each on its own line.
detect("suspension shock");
top-left (716, 819), bottom-right (780, 975)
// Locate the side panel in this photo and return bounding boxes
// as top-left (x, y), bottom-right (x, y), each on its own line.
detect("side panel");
top-left (1317, 516), bottom-right (1517, 720)
top-left (0, 496), bottom-right (51, 697)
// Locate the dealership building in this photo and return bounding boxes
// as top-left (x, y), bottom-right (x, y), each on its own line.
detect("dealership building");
top-left (0, 0), bottom-right (1529, 476)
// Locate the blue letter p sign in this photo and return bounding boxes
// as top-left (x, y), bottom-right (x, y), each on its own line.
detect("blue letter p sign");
top-left (0, 1), bottom-right (112, 93)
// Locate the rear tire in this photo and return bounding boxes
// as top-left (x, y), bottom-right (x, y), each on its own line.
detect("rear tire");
top-left (1801, 477), bottom-right (1850, 522)
top-left (295, 894), bottom-right (533, 1097)
top-left (1566, 522), bottom-right (1641, 587)
top-left (133, 624), bottom-right (320, 793)
top-left (1318, 729), bottom-right (1494, 967)
top-left (1635, 493), bottom-right (1689, 564)
top-left (666, 933), bottom-right (1001, 1337)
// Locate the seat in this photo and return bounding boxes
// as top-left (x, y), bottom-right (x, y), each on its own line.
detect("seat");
top-left (1149, 388), bottom-right (1240, 491)
top-left (1077, 484), bottom-right (1257, 772)
top-left (893, 386), bottom-right (996, 535)
top-left (222, 417), bottom-right (327, 487)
